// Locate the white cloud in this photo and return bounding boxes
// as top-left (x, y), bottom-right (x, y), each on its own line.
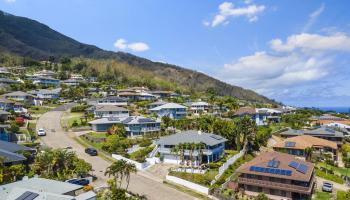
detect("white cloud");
top-left (303, 4), bottom-right (325, 32)
top-left (208, 1), bottom-right (266, 27)
top-left (270, 33), bottom-right (350, 52)
top-left (113, 38), bottom-right (149, 52)
top-left (217, 32), bottom-right (350, 100)
top-left (4, 0), bottom-right (16, 3)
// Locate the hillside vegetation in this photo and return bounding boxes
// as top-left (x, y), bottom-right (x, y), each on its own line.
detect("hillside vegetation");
top-left (0, 10), bottom-right (276, 104)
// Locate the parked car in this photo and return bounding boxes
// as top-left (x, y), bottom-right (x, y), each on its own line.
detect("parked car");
top-left (37, 128), bottom-right (46, 136)
top-left (322, 182), bottom-right (333, 192)
top-left (65, 178), bottom-right (89, 186)
top-left (85, 147), bottom-right (98, 156)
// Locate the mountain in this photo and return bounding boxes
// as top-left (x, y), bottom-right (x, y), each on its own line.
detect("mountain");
top-left (0, 10), bottom-right (276, 104)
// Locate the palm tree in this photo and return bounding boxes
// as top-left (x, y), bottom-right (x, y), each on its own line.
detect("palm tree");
top-left (123, 162), bottom-right (137, 190)
top-left (305, 147), bottom-right (314, 161)
top-left (233, 116), bottom-right (257, 152)
top-left (105, 161), bottom-right (124, 188)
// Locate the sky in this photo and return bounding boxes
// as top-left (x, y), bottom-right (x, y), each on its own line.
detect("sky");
top-left (1, 0), bottom-right (350, 107)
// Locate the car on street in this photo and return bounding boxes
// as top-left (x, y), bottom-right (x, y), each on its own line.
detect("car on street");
top-left (37, 128), bottom-right (46, 136)
top-left (322, 182), bottom-right (333, 192)
top-left (65, 178), bottom-right (89, 186)
top-left (85, 147), bottom-right (98, 156)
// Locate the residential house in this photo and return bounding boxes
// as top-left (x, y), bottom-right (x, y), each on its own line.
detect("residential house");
top-left (149, 90), bottom-right (173, 98)
top-left (93, 105), bottom-right (129, 118)
top-left (33, 70), bottom-right (57, 78)
top-left (3, 91), bottom-right (35, 105)
top-left (0, 177), bottom-right (96, 200)
top-left (62, 78), bottom-right (83, 86)
top-left (273, 135), bottom-right (338, 160)
top-left (310, 114), bottom-right (350, 126)
top-left (148, 100), bottom-right (168, 109)
top-left (235, 151), bottom-right (315, 200)
top-left (0, 110), bottom-right (10, 122)
top-left (88, 116), bottom-right (161, 137)
top-left (118, 91), bottom-right (157, 101)
top-left (0, 124), bottom-right (12, 142)
top-left (234, 107), bottom-right (282, 126)
top-left (149, 102), bottom-right (187, 119)
top-left (156, 130), bottom-right (227, 165)
top-left (70, 73), bottom-right (84, 80)
top-left (280, 127), bottom-right (344, 146)
top-left (28, 88), bottom-right (61, 100)
top-left (122, 116), bottom-right (161, 137)
top-left (97, 96), bottom-right (128, 106)
top-left (32, 76), bottom-right (60, 87)
top-left (0, 140), bottom-right (35, 166)
top-left (0, 78), bottom-right (19, 88)
top-left (325, 122), bottom-right (350, 131)
top-left (0, 97), bottom-right (26, 113)
top-left (185, 101), bottom-right (210, 115)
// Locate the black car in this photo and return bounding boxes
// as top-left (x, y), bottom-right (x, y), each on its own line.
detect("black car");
top-left (85, 147), bottom-right (98, 156)
top-left (66, 178), bottom-right (89, 186)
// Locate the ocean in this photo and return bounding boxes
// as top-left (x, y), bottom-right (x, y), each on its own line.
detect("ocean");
top-left (317, 107), bottom-right (350, 113)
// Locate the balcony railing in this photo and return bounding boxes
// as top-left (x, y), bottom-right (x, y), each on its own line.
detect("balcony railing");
top-left (238, 177), bottom-right (313, 194)
top-left (158, 148), bottom-right (213, 155)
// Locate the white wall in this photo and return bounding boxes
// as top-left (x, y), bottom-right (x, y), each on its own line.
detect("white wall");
top-left (166, 175), bottom-right (209, 195)
top-left (163, 154), bottom-right (181, 164)
top-left (112, 154), bottom-right (149, 170)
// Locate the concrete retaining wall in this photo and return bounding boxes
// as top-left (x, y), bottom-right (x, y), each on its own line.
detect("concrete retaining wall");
top-left (112, 154), bottom-right (149, 170)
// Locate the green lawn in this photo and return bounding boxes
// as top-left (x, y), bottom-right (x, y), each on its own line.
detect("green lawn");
top-left (318, 162), bottom-right (350, 177)
top-left (315, 169), bottom-right (344, 184)
top-left (86, 132), bottom-right (108, 139)
top-left (67, 112), bottom-right (85, 128)
top-left (168, 169), bottom-right (217, 187)
top-left (313, 191), bottom-right (333, 200)
top-left (337, 191), bottom-right (348, 200)
top-left (28, 106), bottom-right (51, 114)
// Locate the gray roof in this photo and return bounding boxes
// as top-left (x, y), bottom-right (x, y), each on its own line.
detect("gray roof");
top-left (156, 130), bottom-right (227, 146)
top-left (89, 116), bottom-right (159, 125)
top-left (0, 149), bottom-right (27, 163)
top-left (0, 140), bottom-right (34, 152)
top-left (99, 96), bottom-right (128, 102)
top-left (149, 100), bottom-right (168, 106)
top-left (88, 117), bottom-right (123, 125)
top-left (95, 105), bottom-right (129, 112)
top-left (0, 141), bottom-right (34, 163)
top-left (0, 178), bottom-right (83, 195)
top-left (3, 91), bottom-right (34, 97)
top-left (28, 88), bottom-right (61, 95)
top-left (0, 110), bottom-right (10, 115)
top-left (149, 103), bottom-right (187, 111)
top-left (281, 127), bottom-right (344, 138)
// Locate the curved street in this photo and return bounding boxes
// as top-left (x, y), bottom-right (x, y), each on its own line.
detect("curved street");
top-left (36, 106), bottom-right (195, 200)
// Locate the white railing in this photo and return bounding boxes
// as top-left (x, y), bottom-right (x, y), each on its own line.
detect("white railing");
top-left (148, 146), bottom-right (159, 158)
top-left (211, 149), bottom-right (245, 185)
top-left (166, 175), bottom-right (209, 195)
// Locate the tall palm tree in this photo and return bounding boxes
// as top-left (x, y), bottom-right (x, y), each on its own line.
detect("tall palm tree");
top-left (105, 161), bottom-right (123, 188)
top-left (123, 162), bottom-right (137, 190)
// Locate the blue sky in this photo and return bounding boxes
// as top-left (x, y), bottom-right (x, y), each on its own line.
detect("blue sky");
top-left (1, 0), bottom-right (350, 107)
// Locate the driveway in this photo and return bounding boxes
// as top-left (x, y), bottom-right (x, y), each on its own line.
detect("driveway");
top-left (37, 110), bottom-right (195, 200)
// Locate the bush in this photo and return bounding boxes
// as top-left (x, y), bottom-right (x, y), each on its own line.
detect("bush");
top-left (168, 171), bottom-right (213, 186)
top-left (315, 169), bottom-right (344, 184)
top-left (208, 162), bottom-right (221, 169)
top-left (129, 146), bottom-right (154, 163)
top-left (139, 139), bottom-right (152, 147)
top-left (72, 120), bottom-right (79, 127)
top-left (71, 105), bottom-right (89, 112)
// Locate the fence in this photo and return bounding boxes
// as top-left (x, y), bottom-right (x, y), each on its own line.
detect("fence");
top-left (212, 149), bottom-right (245, 185)
top-left (112, 154), bottom-right (150, 170)
top-left (165, 175), bottom-right (209, 195)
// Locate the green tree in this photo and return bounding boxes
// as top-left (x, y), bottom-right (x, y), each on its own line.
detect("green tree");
top-left (233, 116), bottom-right (257, 151)
top-left (255, 193), bottom-right (268, 200)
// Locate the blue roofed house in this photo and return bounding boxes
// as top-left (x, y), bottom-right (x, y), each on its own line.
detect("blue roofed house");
top-left (149, 102), bottom-right (187, 119)
top-left (28, 88), bottom-right (61, 100)
top-left (0, 124), bottom-right (12, 142)
top-left (89, 116), bottom-right (161, 137)
top-left (32, 76), bottom-right (60, 87)
top-left (156, 130), bottom-right (227, 165)
top-left (3, 91), bottom-right (35, 106)
top-left (0, 97), bottom-right (27, 114)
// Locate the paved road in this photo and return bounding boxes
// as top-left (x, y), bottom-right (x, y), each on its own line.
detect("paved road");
top-left (36, 110), bottom-right (195, 200)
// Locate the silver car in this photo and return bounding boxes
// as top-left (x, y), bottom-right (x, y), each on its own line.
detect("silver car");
top-left (322, 182), bottom-right (333, 192)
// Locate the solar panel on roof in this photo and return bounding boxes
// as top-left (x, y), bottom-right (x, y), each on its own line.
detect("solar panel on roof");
top-left (285, 141), bottom-right (296, 147)
top-left (16, 191), bottom-right (39, 200)
top-left (288, 161), bottom-right (299, 169)
top-left (267, 159), bottom-right (280, 168)
top-left (122, 117), bottom-right (133, 123)
top-left (139, 118), bottom-right (155, 123)
top-left (210, 135), bottom-right (223, 140)
top-left (297, 164), bottom-right (308, 174)
top-left (249, 166), bottom-right (292, 176)
top-left (108, 117), bottom-right (120, 121)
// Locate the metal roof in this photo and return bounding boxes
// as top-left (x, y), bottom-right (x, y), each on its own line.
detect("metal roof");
top-left (0, 140), bottom-right (34, 152)
top-left (156, 130), bottom-right (227, 146)
top-left (149, 103), bottom-right (186, 111)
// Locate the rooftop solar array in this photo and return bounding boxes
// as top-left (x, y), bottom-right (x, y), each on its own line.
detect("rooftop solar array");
top-left (15, 191), bottom-right (39, 200)
top-left (122, 117), bottom-right (133, 123)
top-left (267, 159), bottom-right (280, 168)
top-left (288, 161), bottom-right (308, 174)
top-left (249, 166), bottom-right (292, 176)
top-left (285, 141), bottom-right (296, 147)
top-left (108, 117), bottom-right (120, 121)
top-left (210, 135), bottom-right (223, 140)
top-left (138, 118), bottom-right (155, 123)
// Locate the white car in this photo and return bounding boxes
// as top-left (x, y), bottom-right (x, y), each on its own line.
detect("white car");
top-left (37, 128), bottom-right (46, 136)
